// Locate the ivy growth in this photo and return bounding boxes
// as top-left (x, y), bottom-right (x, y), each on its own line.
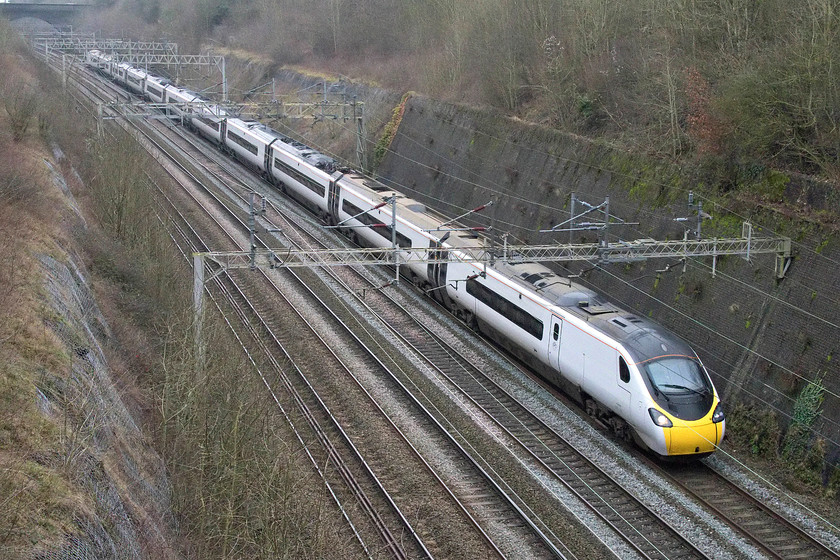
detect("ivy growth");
top-left (373, 92), bottom-right (413, 171)
top-left (782, 373), bottom-right (825, 463)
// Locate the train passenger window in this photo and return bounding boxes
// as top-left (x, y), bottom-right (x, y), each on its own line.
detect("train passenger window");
top-left (228, 131), bottom-right (258, 155)
top-left (619, 356), bottom-right (630, 383)
top-left (553, 323), bottom-right (560, 341)
top-left (466, 279), bottom-right (543, 339)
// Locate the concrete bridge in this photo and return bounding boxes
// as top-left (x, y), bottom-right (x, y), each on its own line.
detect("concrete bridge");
top-left (0, 0), bottom-right (95, 25)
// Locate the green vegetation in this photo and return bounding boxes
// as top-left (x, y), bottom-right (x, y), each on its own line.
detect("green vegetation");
top-left (727, 403), bottom-right (782, 459)
top-left (0, 20), bottom-right (348, 552)
top-left (0, 20), bottom-right (83, 552)
top-left (783, 375), bottom-right (825, 464)
top-left (728, 379), bottom-right (840, 497)
top-left (373, 92), bottom-right (411, 170)
top-left (84, 0), bottom-right (840, 183)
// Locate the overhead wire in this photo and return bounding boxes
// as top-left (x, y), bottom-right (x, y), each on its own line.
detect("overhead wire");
top-left (268, 118), bottom-right (537, 244)
top-left (257, 83), bottom-right (840, 444)
top-left (233, 63), bottom-right (840, 537)
top-left (156, 62), bottom-right (840, 537)
top-left (403, 111), bottom-right (840, 267)
top-left (684, 258), bottom-right (840, 333)
top-left (585, 264), bottom-right (840, 435)
top-left (370, 106), bottom-right (840, 392)
top-left (371, 119), bottom-right (840, 533)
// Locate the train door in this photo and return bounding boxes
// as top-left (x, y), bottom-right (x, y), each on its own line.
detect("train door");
top-left (264, 139), bottom-right (279, 178)
top-left (615, 354), bottom-right (632, 415)
top-left (327, 174), bottom-right (342, 223)
top-left (427, 240), bottom-right (450, 306)
top-left (548, 315), bottom-right (563, 369)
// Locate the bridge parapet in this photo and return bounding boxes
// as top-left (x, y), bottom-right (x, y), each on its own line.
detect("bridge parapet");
top-left (1, 1), bottom-right (95, 24)
top-left (2, 0), bottom-right (95, 5)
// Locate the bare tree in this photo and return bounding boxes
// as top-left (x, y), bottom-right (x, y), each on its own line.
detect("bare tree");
top-left (3, 80), bottom-right (38, 142)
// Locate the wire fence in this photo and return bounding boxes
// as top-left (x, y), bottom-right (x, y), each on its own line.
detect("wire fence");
top-left (0, 251), bottom-right (176, 559)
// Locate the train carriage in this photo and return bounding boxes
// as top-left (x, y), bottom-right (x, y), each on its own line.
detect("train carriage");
top-left (192, 111), bottom-right (226, 144)
top-left (223, 118), bottom-right (270, 170)
top-left (333, 176), bottom-right (434, 269)
top-left (442, 257), bottom-right (724, 456)
top-left (85, 50), bottom-right (112, 73)
top-left (268, 138), bottom-right (334, 215)
top-left (162, 86), bottom-right (195, 120)
top-left (124, 66), bottom-right (147, 95)
top-left (144, 75), bottom-right (170, 104)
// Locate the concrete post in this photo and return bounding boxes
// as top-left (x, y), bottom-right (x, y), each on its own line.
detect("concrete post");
top-left (193, 253), bottom-right (206, 373)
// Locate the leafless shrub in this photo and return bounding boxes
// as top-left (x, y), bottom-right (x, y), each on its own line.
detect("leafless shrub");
top-left (2, 79), bottom-right (38, 143)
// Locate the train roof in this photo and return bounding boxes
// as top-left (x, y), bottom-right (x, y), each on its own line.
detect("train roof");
top-left (147, 75), bottom-right (173, 86)
top-left (496, 261), bottom-right (696, 364)
top-left (607, 320), bottom-right (693, 364)
top-left (337, 172), bottom-right (469, 241)
top-left (233, 121), bottom-right (320, 155)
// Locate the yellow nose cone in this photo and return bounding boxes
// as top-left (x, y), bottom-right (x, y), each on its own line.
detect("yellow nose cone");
top-left (669, 422), bottom-right (720, 455)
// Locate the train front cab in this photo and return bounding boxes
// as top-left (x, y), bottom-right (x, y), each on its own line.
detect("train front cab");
top-left (652, 405), bottom-right (725, 457)
top-left (639, 355), bottom-right (725, 458)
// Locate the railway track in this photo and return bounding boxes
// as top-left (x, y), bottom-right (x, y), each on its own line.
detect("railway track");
top-left (38, 46), bottom-right (840, 559)
top-left (154, 86), bottom-right (840, 560)
top-left (142, 118), bottom-right (710, 557)
top-left (663, 462), bottom-right (839, 560)
top-left (144, 135), bottom-right (484, 559)
top-left (152, 120), bottom-right (571, 558)
top-left (153, 135), bottom-right (569, 557)
top-left (63, 54), bottom-right (569, 558)
top-left (55, 54), bottom-right (448, 559)
top-left (249, 200), bottom-right (712, 559)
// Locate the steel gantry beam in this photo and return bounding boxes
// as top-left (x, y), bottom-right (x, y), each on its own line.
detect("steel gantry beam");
top-left (25, 31), bottom-right (96, 42)
top-left (99, 101), bottom-right (226, 117)
top-left (31, 33), bottom-right (227, 100)
top-left (195, 229), bottom-right (792, 279)
top-left (111, 53), bottom-right (227, 101)
top-left (112, 53), bottom-right (222, 66)
top-left (33, 38), bottom-right (178, 55)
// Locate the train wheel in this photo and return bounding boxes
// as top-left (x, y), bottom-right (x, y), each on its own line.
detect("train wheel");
top-left (610, 416), bottom-right (633, 443)
top-left (584, 398), bottom-right (598, 418)
top-left (463, 310), bottom-right (478, 331)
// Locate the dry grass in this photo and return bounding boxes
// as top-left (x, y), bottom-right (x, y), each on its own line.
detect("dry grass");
top-left (0, 36), bottom-right (100, 551)
top-left (0, 142), bottom-right (80, 553)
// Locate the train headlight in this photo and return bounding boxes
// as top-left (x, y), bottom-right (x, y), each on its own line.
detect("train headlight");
top-left (711, 403), bottom-right (725, 423)
top-left (648, 408), bottom-right (673, 428)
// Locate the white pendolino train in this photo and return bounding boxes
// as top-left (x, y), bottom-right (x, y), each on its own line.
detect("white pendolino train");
top-left (85, 50), bottom-right (725, 458)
